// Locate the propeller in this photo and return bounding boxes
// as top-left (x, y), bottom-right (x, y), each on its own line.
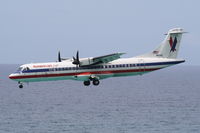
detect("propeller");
top-left (58, 51), bottom-right (61, 62)
top-left (72, 51), bottom-right (80, 67)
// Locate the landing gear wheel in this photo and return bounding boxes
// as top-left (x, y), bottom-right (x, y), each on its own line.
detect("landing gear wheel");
top-left (18, 82), bottom-right (23, 88)
top-left (83, 81), bottom-right (90, 86)
top-left (93, 79), bottom-right (100, 86)
top-left (19, 84), bottom-right (23, 88)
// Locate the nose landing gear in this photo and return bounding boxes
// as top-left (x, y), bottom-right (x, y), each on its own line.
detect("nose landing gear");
top-left (18, 82), bottom-right (23, 88)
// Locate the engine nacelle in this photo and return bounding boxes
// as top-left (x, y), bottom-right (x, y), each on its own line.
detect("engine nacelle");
top-left (79, 57), bottom-right (94, 66)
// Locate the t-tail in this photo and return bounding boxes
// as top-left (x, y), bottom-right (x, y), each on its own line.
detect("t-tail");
top-left (139, 28), bottom-right (186, 59)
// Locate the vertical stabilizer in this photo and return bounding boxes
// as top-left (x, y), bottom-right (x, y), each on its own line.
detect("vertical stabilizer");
top-left (139, 28), bottom-right (186, 59)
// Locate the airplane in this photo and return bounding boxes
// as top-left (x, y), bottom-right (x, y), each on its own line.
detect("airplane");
top-left (9, 28), bottom-right (186, 88)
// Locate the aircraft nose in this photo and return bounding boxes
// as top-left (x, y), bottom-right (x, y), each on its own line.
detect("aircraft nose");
top-left (9, 74), bottom-right (14, 79)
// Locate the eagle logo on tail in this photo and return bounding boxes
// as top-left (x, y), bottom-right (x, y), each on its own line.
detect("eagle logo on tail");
top-left (169, 36), bottom-right (177, 52)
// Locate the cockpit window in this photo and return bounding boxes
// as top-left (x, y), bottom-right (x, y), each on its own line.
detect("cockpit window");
top-left (22, 67), bottom-right (30, 72)
top-left (16, 67), bottom-right (30, 73)
top-left (16, 67), bottom-right (23, 73)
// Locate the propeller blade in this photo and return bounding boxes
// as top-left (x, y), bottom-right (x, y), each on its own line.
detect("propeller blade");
top-left (73, 56), bottom-right (76, 61)
top-left (76, 51), bottom-right (79, 63)
top-left (58, 51), bottom-right (61, 62)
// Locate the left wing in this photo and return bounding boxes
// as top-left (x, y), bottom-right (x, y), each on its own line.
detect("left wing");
top-left (92, 53), bottom-right (125, 64)
top-left (79, 52), bottom-right (125, 66)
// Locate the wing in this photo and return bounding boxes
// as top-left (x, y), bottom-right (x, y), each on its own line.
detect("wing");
top-left (93, 53), bottom-right (125, 64)
top-left (78, 52), bottom-right (125, 66)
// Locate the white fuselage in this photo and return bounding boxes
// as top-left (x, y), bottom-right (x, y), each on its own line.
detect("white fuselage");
top-left (9, 57), bottom-right (185, 83)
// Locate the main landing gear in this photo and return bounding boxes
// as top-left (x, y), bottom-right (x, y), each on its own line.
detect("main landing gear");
top-left (83, 77), bottom-right (100, 86)
top-left (92, 79), bottom-right (100, 86)
top-left (83, 80), bottom-right (90, 86)
top-left (18, 82), bottom-right (23, 88)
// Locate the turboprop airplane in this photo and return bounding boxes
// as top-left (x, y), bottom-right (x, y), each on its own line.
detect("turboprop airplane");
top-left (9, 28), bottom-right (186, 88)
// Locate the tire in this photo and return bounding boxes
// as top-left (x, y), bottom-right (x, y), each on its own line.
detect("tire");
top-left (93, 79), bottom-right (100, 86)
top-left (19, 84), bottom-right (23, 88)
top-left (83, 81), bottom-right (90, 86)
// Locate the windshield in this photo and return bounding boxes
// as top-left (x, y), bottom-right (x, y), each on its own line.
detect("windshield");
top-left (16, 67), bottom-right (23, 73)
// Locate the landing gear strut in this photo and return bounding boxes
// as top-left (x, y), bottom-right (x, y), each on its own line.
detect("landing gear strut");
top-left (18, 82), bottom-right (23, 88)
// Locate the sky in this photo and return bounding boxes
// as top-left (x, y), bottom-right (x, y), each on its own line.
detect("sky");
top-left (0, 0), bottom-right (199, 65)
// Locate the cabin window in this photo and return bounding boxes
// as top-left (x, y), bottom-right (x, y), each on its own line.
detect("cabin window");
top-left (81, 67), bottom-right (86, 70)
top-left (82, 67), bottom-right (85, 69)
top-left (93, 66), bottom-right (98, 69)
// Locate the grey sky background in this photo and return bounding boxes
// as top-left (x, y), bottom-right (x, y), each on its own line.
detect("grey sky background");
top-left (0, 0), bottom-right (199, 65)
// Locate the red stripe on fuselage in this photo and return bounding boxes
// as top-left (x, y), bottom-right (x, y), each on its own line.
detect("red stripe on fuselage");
top-left (10, 68), bottom-right (160, 79)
